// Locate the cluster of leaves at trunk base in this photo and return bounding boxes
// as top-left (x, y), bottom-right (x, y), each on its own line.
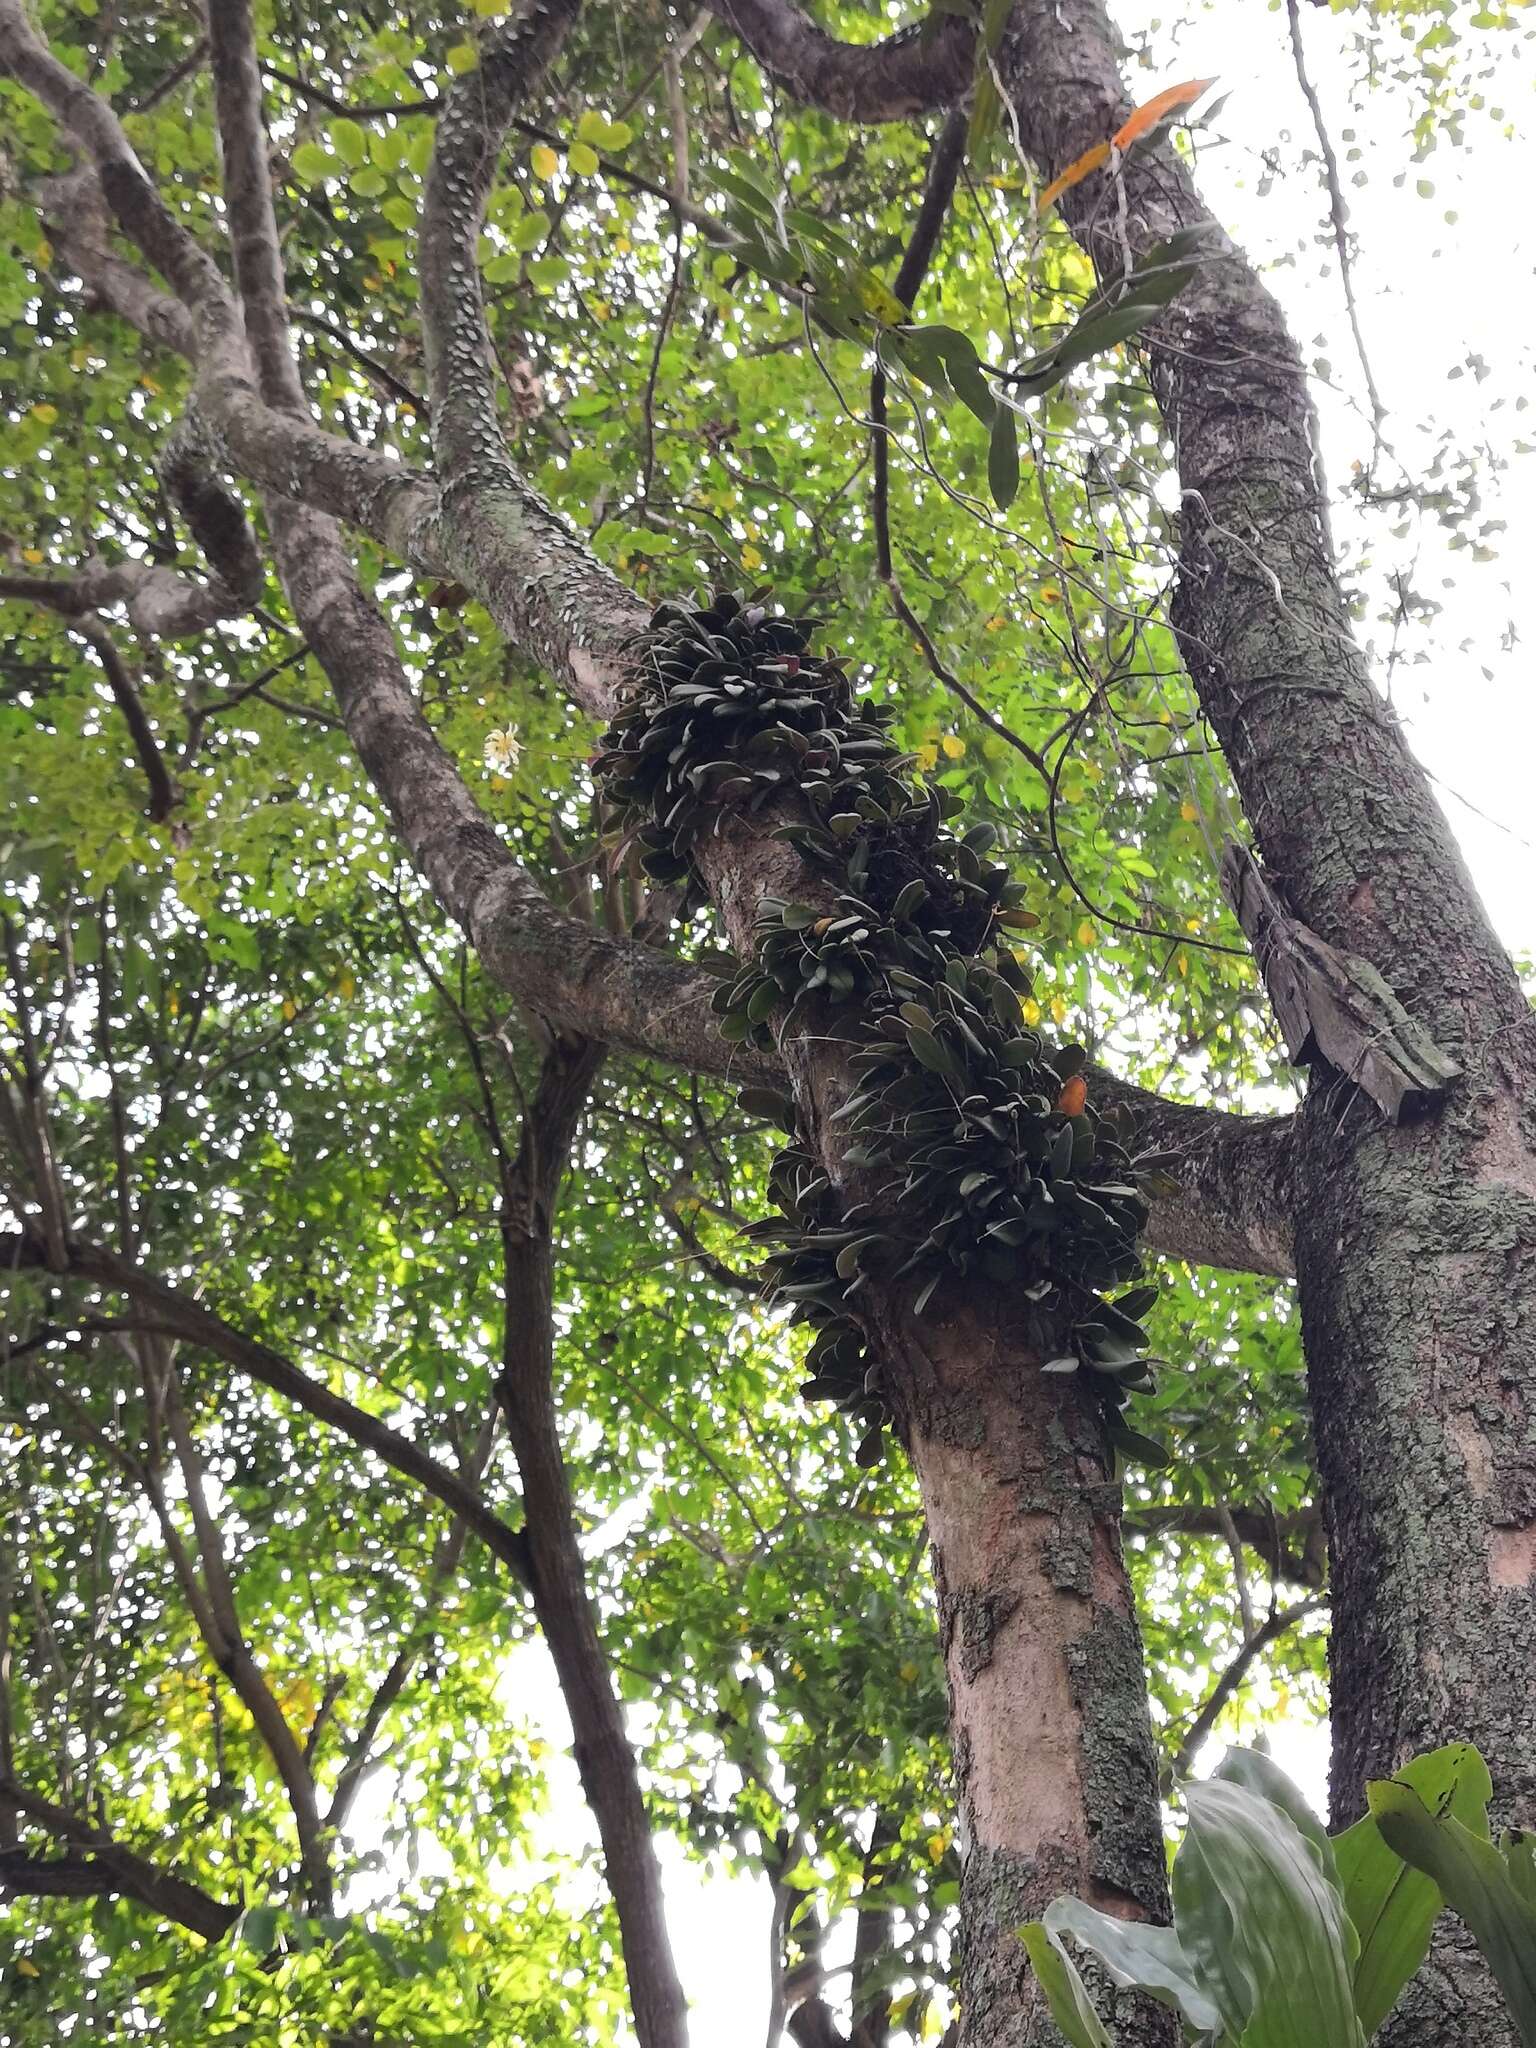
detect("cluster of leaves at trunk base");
top-left (596, 593), bottom-right (1160, 1467)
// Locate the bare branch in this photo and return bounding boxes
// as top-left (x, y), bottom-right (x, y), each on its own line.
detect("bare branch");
top-left (0, 591), bottom-right (177, 820)
top-left (1284, 0), bottom-right (1384, 429)
top-left (1170, 1595), bottom-right (1326, 1782)
top-left (1127, 1504), bottom-right (1325, 1590)
top-left (144, 1354), bottom-right (333, 1912)
top-left (495, 1034), bottom-right (690, 2048)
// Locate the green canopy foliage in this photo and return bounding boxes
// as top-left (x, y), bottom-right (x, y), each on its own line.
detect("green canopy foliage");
top-left (4, 0), bottom-right (1528, 2037)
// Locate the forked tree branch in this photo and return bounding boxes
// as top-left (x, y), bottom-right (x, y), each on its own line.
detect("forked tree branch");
top-left (0, 1229), bottom-right (534, 1591)
top-left (493, 1034), bottom-right (692, 2048)
top-left (703, 1), bottom-right (973, 120)
top-left (0, 590), bottom-right (177, 819)
top-left (0, 0), bottom-right (1300, 1286)
top-left (0, 1775), bottom-right (238, 1940)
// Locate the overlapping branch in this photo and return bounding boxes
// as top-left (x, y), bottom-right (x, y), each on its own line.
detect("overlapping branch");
top-left (0, 1228), bottom-right (534, 1591)
top-left (702, 1), bottom-right (973, 121)
top-left (0, 1775), bottom-right (237, 1940)
top-left (0, 0), bottom-right (1301, 1288)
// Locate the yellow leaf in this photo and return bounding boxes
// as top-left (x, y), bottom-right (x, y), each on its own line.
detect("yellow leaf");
top-left (926, 1832), bottom-right (950, 1864)
top-left (1039, 583), bottom-right (1061, 604)
top-left (34, 238), bottom-right (52, 265)
top-left (899, 1661), bottom-right (919, 1683)
top-left (1176, 950), bottom-right (1189, 978)
top-left (940, 735), bottom-right (965, 759)
top-left (21, 547), bottom-right (43, 564)
top-left (1076, 919), bottom-right (1096, 947)
top-left (916, 743), bottom-right (939, 771)
top-left (445, 41), bottom-right (477, 74)
top-left (29, 403), bottom-right (58, 425)
top-left (855, 272), bottom-right (909, 325)
top-left (984, 614), bottom-right (1005, 632)
top-left (568, 140), bottom-right (599, 177)
top-left (1112, 77), bottom-right (1216, 153)
top-left (16, 1959), bottom-right (39, 1979)
top-left (337, 969), bottom-right (356, 1000)
top-left (282, 998), bottom-right (297, 1021)
top-left (592, 299), bottom-right (612, 322)
top-left (740, 543), bottom-right (763, 571)
top-left (1050, 994), bottom-right (1067, 1026)
top-left (1022, 997), bottom-right (1042, 1028)
top-left (1039, 141), bottom-right (1110, 213)
top-left (531, 143), bottom-right (559, 181)
top-left (471, 0), bottom-right (503, 12)
top-left (1180, 800), bottom-right (1198, 822)
top-left (139, 374), bottom-right (160, 393)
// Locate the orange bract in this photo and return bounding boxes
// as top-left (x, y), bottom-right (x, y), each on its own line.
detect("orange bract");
top-left (1038, 77), bottom-right (1216, 213)
top-left (1038, 141), bottom-right (1110, 213)
top-left (1112, 76), bottom-right (1216, 151)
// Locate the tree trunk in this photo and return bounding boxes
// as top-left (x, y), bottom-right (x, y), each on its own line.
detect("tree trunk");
top-left (695, 821), bottom-right (1175, 2048)
top-left (884, 1288), bottom-right (1174, 2048)
top-left (1000, 10), bottom-right (1536, 2043)
top-left (1299, 1056), bottom-right (1536, 2048)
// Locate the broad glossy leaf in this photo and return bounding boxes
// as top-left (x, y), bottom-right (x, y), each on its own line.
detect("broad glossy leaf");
top-left (1370, 1779), bottom-right (1536, 2045)
top-left (1174, 1779), bottom-right (1364, 2048)
top-left (1042, 1895), bottom-right (1222, 2034)
top-left (1018, 1921), bottom-right (1114, 2048)
top-left (1334, 1742), bottom-right (1490, 2035)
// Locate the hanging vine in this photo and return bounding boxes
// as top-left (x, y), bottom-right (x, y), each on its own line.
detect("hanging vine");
top-left (596, 591), bottom-right (1165, 1468)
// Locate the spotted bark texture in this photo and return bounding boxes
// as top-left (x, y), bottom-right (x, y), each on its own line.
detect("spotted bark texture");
top-left (998, 9), bottom-right (1536, 2042)
top-left (887, 1299), bottom-right (1175, 2048)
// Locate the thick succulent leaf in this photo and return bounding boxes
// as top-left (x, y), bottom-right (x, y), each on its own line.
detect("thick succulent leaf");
top-left (1334, 1741), bottom-right (1491, 2035)
top-left (1369, 1779), bottom-right (1536, 2045)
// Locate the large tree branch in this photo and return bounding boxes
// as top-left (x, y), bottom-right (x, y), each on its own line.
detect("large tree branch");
top-left (0, 0), bottom-right (1298, 1286)
top-left (1089, 1074), bottom-right (1294, 1279)
top-left (493, 1033), bottom-right (690, 2048)
top-left (0, 1775), bottom-right (238, 1941)
top-left (703, 2), bottom-right (973, 120)
top-left (0, 1229), bottom-right (534, 1592)
top-left (1127, 1504), bottom-right (1325, 1590)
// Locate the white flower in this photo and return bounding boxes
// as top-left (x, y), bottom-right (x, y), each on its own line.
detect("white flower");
top-left (483, 725), bottom-right (524, 775)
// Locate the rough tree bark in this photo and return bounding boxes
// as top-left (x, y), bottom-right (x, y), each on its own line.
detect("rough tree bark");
top-left (992, 8), bottom-right (1536, 2042)
top-left (678, 3), bottom-right (1536, 2041)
